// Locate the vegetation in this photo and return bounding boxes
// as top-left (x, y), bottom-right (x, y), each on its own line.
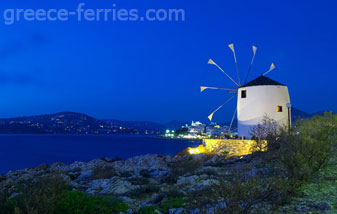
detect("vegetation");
top-left (0, 113), bottom-right (336, 214)
top-left (136, 197), bottom-right (185, 214)
top-left (174, 127), bottom-right (188, 136)
top-left (162, 155), bottom-right (212, 184)
top-left (56, 191), bottom-right (129, 214)
top-left (0, 174), bottom-right (128, 214)
top-left (0, 173), bottom-right (69, 214)
top-left (210, 112), bottom-right (337, 213)
top-left (160, 197), bottom-right (185, 213)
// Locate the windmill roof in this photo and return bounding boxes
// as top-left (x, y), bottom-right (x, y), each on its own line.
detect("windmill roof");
top-left (241, 76), bottom-right (285, 88)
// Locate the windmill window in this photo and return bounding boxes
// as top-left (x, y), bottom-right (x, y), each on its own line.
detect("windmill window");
top-left (277, 106), bottom-right (283, 112)
top-left (241, 90), bottom-right (247, 98)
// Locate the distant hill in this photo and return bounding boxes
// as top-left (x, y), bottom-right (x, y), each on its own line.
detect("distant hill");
top-left (0, 112), bottom-right (110, 134)
top-left (0, 112), bottom-right (161, 135)
top-left (0, 109), bottom-right (334, 134)
top-left (221, 107), bottom-right (333, 128)
top-left (292, 108), bottom-right (335, 122)
top-left (163, 120), bottom-right (190, 130)
top-left (311, 110), bottom-right (336, 117)
top-left (291, 107), bottom-right (312, 122)
top-left (103, 119), bottom-right (165, 133)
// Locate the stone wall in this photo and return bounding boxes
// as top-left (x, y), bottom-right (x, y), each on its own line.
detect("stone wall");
top-left (202, 139), bottom-right (267, 157)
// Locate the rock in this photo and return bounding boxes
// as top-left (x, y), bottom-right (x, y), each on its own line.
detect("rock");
top-left (51, 161), bottom-right (87, 172)
top-left (75, 170), bottom-right (93, 183)
top-left (203, 202), bottom-right (226, 214)
top-left (150, 170), bottom-right (169, 178)
top-left (190, 179), bottom-right (219, 192)
top-left (189, 208), bottom-right (201, 214)
top-left (87, 178), bottom-right (137, 195)
top-left (119, 196), bottom-right (135, 205)
top-left (177, 175), bottom-right (199, 186)
top-left (113, 155), bottom-right (171, 176)
top-left (204, 155), bottom-right (225, 166)
top-left (246, 168), bottom-right (268, 177)
top-left (100, 157), bottom-right (123, 163)
top-left (311, 202), bottom-right (331, 211)
top-left (190, 153), bottom-right (210, 161)
top-left (247, 169), bottom-right (259, 177)
top-left (169, 208), bottom-right (185, 214)
top-left (71, 181), bottom-right (79, 187)
top-left (35, 163), bottom-right (49, 171)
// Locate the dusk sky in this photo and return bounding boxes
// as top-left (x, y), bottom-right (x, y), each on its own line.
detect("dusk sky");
top-left (0, 0), bottom-right (336, 123)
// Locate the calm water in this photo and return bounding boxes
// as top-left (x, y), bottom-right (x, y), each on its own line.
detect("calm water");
top-left (0, 135), bottom-right (201, 174)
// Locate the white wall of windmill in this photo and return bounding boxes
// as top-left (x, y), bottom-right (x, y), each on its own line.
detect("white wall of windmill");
top-left (237, 85), bottom-right (291, 139)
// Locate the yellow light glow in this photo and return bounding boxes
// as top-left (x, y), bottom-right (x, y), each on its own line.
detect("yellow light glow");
top-left (187, 140), bottom-right (268, 157)
top-left (188, 144), bottom-right (207, 155)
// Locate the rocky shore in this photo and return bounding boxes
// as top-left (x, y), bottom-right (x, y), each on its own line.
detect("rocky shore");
top-left (1, 151), bottom-right (335, 214)
top-left (0, 152), bottom-right (267, 214)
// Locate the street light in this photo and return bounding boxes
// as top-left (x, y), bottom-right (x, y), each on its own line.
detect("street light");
top-left (286, 103), bottom-right (292, 134)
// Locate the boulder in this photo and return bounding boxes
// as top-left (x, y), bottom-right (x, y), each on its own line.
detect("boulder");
top-left (169, 208), bottom-right (185, 214)
top-left (87, 178), bottom-right (137, 195)
top-left (113, 155), bottom-right (171, 176)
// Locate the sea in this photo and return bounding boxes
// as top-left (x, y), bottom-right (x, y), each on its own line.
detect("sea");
top-left (0, 134), bottom-right (201, 174)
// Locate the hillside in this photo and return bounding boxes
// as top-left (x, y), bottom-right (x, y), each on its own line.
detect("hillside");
top-left (0, 112), bottom-right (161, 135)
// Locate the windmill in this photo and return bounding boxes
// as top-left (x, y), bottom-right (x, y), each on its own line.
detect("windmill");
top-left (201, 44), bottom-right (289, 139)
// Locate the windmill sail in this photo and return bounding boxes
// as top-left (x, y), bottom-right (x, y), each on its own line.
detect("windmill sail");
top-left (228, 43), bottom-right (241, 86)
top-left (208, 59), bottom-right (239, 87)
top-left (244, 45), bottom-right (258, 85)
top-left (263, 63), bottom-right (276, 76)
top-left (200, 86), bottom-right (236, 93)
top-left (208, 94), bottom-right (237, 121)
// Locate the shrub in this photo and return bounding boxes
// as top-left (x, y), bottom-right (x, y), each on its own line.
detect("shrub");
top-left (56, 191), bottom-right (129, 214)
top-left (278, 113), bottom-right (337, 182)
top-left (187, 188), bottom-right (215, 210)
top-left (250, 116), bottom-right (284, 152)
top-left (162, 158), bottom-right (203, 184)
top-left (11, 173), bottom-right (69, 214)
top-left (128, 184), bottom-right (160, 199)
top-left (0, 190), bottom-right (16, 214)
top-left (212, 174), bottom-right (294, 214)
top-left (164, 187), bottom-right (185, 199)
top-left (209, 113), bottom-right (337, 213)
top-left (160, 197), bottom-right (185, 213)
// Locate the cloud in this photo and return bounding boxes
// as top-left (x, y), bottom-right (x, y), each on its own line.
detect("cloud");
top-left (0, 32), bottom-right (49, 86)
top-left (0, 41), bottom-right (24, 60)
top-left (0, 32), bottom-right (48, 60)
top-left (0, 72), bottom-right (35, 85)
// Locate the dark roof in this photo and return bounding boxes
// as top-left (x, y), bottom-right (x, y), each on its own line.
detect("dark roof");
top-left (241, 76), bottom-right (285, 88)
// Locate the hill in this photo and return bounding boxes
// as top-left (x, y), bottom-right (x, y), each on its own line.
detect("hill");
top-left (0, 112), bottom-right (161, 135)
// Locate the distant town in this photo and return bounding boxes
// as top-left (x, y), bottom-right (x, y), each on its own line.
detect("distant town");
top-left (164, 121), bottom-right (237, 139)
top-left (0, 108), bottom-right (322, 136)
top-left (0, 112), bottom-right (164, 135)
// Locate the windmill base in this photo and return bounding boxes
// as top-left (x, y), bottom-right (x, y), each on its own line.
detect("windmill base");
top-left (188, 139), bottom-right (267, 157)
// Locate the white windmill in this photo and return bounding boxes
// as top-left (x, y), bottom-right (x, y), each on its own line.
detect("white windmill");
top-left (201, 44), bottom-right (291, 139)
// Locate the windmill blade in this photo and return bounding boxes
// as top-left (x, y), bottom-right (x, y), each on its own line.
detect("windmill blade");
top-left (228, 107), bottom-right (237, 135)
top-left (244, 46), bottom-right (258, 85)
top-left (228, 43), bottom-right (241, 86)
top-left (263, 63), bottom-right (276, 76)
top-left (208, 94), bottom-right (237, 121)
top-left (200, 86), bottom-right (236, 93)
top-left (208, 59), bottom-right (239, 87)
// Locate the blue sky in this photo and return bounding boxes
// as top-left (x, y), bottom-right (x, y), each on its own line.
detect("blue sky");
top-left (0, 0), bottom-right (336, 123)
